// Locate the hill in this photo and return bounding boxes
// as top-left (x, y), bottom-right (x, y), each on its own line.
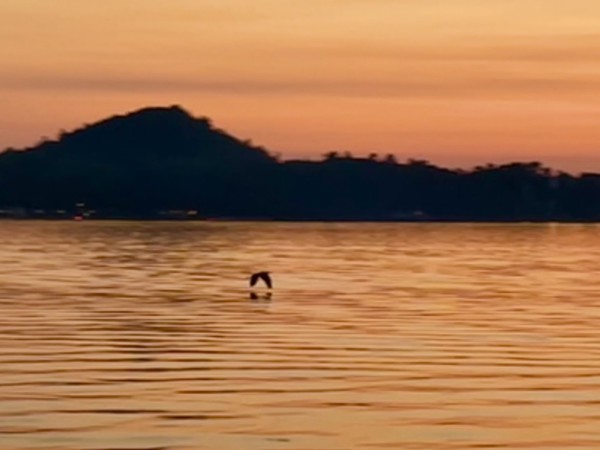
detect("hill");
top-left (1, 105), bottom-right (599, 221)
top-left (0, 106), bottom-right (277, 217)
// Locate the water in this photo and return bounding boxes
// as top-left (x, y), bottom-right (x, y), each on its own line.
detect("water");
top-left (1, 221), bottom-right (600, 450)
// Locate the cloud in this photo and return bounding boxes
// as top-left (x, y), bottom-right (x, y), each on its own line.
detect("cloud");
top-left (256, 33), bottom-right (600, 64)
top-left (2, 71), bottom-right (599, 100)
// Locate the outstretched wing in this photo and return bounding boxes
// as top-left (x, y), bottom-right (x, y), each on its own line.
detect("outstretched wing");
top-left (250, 273), bottom-right (260, 287)
top-left (259, 272), bottom-right (273, 289)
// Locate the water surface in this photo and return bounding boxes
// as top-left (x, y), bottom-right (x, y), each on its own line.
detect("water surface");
top-left (1, 222), bottom-right (600, 450)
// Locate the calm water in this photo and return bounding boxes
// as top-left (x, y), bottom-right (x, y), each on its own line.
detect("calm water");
top-left (1, 222), bottom-right (600, 450)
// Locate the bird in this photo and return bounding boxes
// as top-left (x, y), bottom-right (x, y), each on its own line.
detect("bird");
top-left (250, 271), bottom-right (272, 289)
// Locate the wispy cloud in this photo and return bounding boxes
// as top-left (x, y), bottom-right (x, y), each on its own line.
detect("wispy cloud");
top-left (2, 71), bottom-right (599, 100)
top-left (247, 33), bottom-right (600, 64)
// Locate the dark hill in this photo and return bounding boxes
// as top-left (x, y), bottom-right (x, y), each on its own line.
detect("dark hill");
top-left (1, 105), bottom-right (599, 221)
top-left (26, 105), bottom-right (274, 164)
top-left (0, 106), bottom-right (277, 215)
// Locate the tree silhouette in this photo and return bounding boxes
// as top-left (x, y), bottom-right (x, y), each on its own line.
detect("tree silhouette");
top-left (0, 105), bottom-right (599, 221)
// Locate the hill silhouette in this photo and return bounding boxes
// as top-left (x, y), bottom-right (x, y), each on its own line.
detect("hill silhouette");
top-left (0, 106), bottom-right (277, 218)
top-left (1, 105), bottom-right (599, 221)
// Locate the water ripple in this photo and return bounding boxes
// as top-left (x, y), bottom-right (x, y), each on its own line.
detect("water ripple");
top-left (1, 222), bottom-right (600, 449)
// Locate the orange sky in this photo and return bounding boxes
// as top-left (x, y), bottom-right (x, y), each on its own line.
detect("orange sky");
top-left (1, 0), bottom-right (599, 172)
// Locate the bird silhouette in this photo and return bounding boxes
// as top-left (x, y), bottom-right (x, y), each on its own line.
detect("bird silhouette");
top-left (250, 271), bottom-right (272, 289)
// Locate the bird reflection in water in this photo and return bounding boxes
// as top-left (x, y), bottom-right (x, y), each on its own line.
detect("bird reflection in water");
top-left (249, 291), bottom-right (272, 302)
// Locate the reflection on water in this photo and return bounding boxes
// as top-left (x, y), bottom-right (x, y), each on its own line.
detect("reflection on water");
top-left (250, 292), bottom-right (272, 302)
top-left (1, 221), bottom-right (600, 450)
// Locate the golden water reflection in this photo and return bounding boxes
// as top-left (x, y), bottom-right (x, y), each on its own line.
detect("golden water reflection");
top-left (1, 222), bottom-right (600, 449)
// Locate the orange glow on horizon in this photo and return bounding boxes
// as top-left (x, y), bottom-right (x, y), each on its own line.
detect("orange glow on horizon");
top-left (1, 0), bottom-right (599, 172)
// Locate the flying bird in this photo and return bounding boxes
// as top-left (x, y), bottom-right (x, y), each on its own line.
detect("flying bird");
top-left (250, 271), bottom-right (272, 289)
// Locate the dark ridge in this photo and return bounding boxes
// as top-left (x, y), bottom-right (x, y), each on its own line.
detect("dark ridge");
top-left (0, 106), bottom-right (599, 221)
top-left (32, 105), bottom-right (274, 163)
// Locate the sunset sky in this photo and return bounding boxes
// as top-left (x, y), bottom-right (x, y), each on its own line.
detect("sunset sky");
top-left (1, 0), bottom-right (599, 172)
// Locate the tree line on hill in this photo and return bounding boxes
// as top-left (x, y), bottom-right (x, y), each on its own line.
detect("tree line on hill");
top-left (0, 105), bottom-right (599, 221)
